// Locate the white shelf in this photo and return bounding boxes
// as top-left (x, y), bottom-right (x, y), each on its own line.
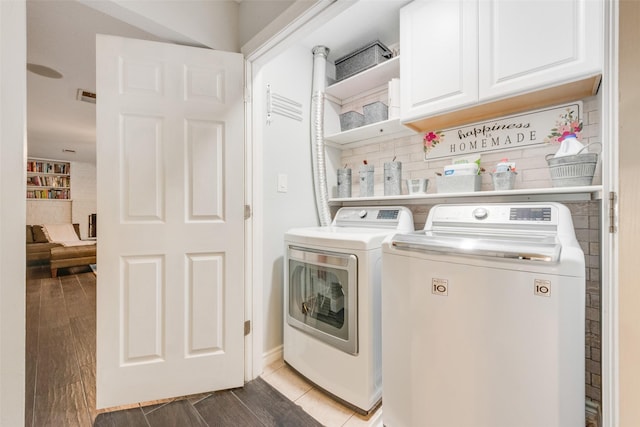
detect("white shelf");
top-left (27, 172), bottom-right (70, 177)
top-left (330, 185), bottom-right (603, 205)
top-left (325, 56), bottom-right (400, 101)
top-left (325, 118), bottom-right (416, 146)
top-left (26, 198), bottom-right (73, 202)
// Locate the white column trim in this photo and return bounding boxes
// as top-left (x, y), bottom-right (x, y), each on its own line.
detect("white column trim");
top-left (602, 0), bottom-right (619, 426)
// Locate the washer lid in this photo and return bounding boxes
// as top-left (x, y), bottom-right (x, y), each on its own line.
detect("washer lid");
top-left (285, 226), bottom-right (400, 250)
top-left (391, 230), bottom-right (561, 263)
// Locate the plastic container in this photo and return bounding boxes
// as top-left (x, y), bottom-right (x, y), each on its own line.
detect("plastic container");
top-left (553, 134), bottom-right (585, 158)
top-left (436, 175), bottom-right (482, 193)
top-left (444, 163), bottom-right (478, 176)
top-left (495, 158), bottom-right (516, 173)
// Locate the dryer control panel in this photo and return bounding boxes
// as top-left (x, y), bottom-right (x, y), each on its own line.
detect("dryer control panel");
top-left (333, 206), bottom-right (414, 230)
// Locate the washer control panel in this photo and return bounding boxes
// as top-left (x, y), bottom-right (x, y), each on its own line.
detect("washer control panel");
top-left (509, 207), bottom-right (552, 221)
top-left (428, 204), bottom-right (560, 227)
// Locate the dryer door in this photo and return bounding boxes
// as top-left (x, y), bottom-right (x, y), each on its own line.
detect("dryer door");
top-left (287, 246), bottom-right (358, 355)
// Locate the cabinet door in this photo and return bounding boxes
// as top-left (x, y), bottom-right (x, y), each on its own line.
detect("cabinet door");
top-left (400, 0), bottom-right (478, 123)
top-left (479, 0), bottom-right (603, 100)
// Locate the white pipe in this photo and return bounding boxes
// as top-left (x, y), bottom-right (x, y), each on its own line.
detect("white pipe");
top-left (310, 45), bottom-right (332, 227)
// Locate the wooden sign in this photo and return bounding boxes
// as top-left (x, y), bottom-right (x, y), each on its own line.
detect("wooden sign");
top-left (423, 102), bottom-right (583, 160)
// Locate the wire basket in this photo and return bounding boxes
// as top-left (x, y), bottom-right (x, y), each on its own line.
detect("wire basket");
top-left (546, 148), bottom-right (598, 187)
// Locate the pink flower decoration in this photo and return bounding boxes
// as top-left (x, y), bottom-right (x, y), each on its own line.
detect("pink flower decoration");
top-left (423, 130), bottom-right (444, 153)
top-left (571, 121), bottom-right (582, 132)
top-left (545, 109), bottom-right (583, 144)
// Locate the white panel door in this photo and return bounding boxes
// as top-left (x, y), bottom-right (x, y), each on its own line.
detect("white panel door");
top-left (478, 0), bottom-right (603, 100)
top-left (400, 0), bottom-right (478, 123)
top-left (95, 35), bottom-right (244, 409)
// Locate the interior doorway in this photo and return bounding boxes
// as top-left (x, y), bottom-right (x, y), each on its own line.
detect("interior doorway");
top-left (24, 2), bottom-right (165, 422)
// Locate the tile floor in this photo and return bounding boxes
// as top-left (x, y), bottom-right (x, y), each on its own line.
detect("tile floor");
top-left (260, 358), bottom-right (383, 427)
top-left (26, 265), bottom-right (381, 426)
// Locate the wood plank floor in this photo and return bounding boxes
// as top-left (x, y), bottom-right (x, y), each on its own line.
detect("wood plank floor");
top-left (25, 266), bottom-right (323, 427)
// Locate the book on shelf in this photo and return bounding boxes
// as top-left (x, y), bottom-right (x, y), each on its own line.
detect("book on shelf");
top-left (26, 160), bottom-right (70, 175)
top-left (26, 189), bottom-right (70, 199)
top-left (26, 158), bottom-right (71, 199)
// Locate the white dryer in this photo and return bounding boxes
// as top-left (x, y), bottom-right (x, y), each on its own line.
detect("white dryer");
top-left (381, 202), bottom-right (585, 427)
top-left (284, 206), bottom-right (414, 414)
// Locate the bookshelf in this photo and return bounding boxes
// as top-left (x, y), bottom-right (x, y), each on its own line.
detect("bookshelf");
top-left (26, 158), bottom-right (71, 200)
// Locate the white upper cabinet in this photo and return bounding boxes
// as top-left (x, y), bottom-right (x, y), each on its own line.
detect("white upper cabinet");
top-left (400, 0), bottom-right (478, 123)
top-left (478, 0), bottom-right (603, 100)
top-left (400, 0), bottom-right (603, 128)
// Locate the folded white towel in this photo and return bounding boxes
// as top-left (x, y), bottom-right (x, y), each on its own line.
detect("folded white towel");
top-left (59, 240), bottom-right (96, 247)
top-left (42, 223), bottom-right (97, 247)
top-left (42, 223), bottom-right (80, 243)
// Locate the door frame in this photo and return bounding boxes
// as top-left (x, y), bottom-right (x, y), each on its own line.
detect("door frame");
top-left (601, 0), bottom-right (620, 425)
top-left (242, 0), bottom-right (347, 379)
top-left (0, 1), bottom-right (27, 426)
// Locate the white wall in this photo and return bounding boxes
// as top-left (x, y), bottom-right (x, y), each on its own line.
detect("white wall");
top-left (71, 161), bottom-right (97, 239)
top-left (0, 0), bottom-right (26, 425)
top-left (26, 200), bottom-right (72, 225)
top-left (79, 0), bottom-right (240, 51)
top-left (255, 44), bottom-right (318, 355)
top-left (239, 0), bottom-right (295, 48)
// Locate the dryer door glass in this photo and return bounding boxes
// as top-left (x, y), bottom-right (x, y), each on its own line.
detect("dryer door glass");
top-left (287, 246), bottom-right (358, 355)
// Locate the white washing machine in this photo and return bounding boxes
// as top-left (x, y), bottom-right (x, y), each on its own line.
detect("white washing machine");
top-left (381, 203), bottom-right (585, 427)
top-left (284, 206), bottom-right (414, 414)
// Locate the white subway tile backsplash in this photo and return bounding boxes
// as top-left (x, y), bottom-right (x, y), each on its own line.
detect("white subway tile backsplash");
top-left (521, 167), bottom-right (553, 182)
top-left (573, 215), bottom-right (589, 229)
top-left (352, 144), bottom-right (382, 156)
top-left (584, 123), bottom-right (601, 139)
top-left (583, 96), bottom-right (599, 112)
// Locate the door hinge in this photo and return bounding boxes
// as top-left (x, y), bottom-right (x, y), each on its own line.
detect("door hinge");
top-left (609, 191), bottom-right (617, 233)
top-left (244, 320), bottom-right (251, 336)
top-left (244, 205), bottom-right (251, 220)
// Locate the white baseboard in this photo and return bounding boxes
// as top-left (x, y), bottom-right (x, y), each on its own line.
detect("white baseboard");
top-left (262, 345), bottom-right (283, 370)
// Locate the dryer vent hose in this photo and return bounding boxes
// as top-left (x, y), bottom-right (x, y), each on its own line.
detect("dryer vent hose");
top-left (310, 45), bottom-right (332, 227)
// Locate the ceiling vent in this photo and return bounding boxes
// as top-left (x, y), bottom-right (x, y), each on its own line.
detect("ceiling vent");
top-left (76, 89), bottom-right (96, 104)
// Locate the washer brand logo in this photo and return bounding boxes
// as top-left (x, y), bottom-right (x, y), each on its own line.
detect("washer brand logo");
top-left (534, 279), bottom-right (551, 297)
top-left (432, 278), bottom-right (448, 296)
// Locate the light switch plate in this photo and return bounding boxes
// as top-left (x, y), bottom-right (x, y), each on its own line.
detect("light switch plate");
top-left (277, 173), bottom-right (288, 193)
